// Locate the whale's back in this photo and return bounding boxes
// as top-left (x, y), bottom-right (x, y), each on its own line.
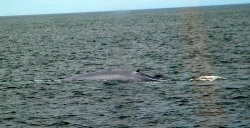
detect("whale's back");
top-left (67, 70), bottom-right (133, 81)
top-left (78, 71), bottom-right (132, 80)
top-left (65, 70), bottom-right (164, 82)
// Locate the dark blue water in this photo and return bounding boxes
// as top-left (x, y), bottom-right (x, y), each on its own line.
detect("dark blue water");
top-left (0, 4), bottom-right (249, 127)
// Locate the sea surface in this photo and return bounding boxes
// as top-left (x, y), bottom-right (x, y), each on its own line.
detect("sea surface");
top-left (0, 4), bottom-right (250, 128)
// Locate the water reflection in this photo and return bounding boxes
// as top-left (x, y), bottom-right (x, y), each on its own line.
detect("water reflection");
top-left (178, 8), bottom-right (227, 127)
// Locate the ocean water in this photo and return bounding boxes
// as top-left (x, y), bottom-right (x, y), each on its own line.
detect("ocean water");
top-left (0, 4), bottom-right (250, 128)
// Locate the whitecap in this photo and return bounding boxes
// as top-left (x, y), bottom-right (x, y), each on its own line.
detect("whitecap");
top-left (190, 76), bottom-right (224, 81)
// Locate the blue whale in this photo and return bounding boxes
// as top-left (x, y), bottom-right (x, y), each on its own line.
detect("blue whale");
top-left (66, 69), bottom-right (165, 82)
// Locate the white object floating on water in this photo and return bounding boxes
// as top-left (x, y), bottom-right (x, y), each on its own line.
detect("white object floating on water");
top-left (190, 76), bottom-right (224, 81)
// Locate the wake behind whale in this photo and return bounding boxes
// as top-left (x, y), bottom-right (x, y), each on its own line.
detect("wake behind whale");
top-left (65, 69), bottom-right (165, 82)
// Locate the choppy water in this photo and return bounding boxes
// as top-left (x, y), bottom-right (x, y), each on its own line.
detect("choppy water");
top-left (0, 4), bottom-right (250, 128)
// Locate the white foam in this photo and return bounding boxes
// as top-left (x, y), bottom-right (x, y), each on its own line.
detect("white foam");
top-left (190, 76), bottom-right (224, 81)
top-left (34, 79), bottom-right (44, 82)
top-left (33, 79), bottom-right (61, 82)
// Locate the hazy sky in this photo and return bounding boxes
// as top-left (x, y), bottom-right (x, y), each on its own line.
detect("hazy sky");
top-left (1, 0), bottom-right (250, 16)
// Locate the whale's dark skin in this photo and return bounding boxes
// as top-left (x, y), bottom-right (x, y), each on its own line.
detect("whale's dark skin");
top-left (66, 69), bottom-right (165, 82)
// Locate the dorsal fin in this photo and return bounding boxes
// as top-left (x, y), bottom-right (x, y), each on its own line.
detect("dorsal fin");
top-left (135, 69), bottom-right (140, 72)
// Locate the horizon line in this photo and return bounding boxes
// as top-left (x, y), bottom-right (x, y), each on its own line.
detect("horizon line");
top-left (1, 3), bottom-right (249, 17)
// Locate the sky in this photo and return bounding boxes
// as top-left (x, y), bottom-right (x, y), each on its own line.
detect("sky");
top-left (0, 0), bottom-right (250, 16)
